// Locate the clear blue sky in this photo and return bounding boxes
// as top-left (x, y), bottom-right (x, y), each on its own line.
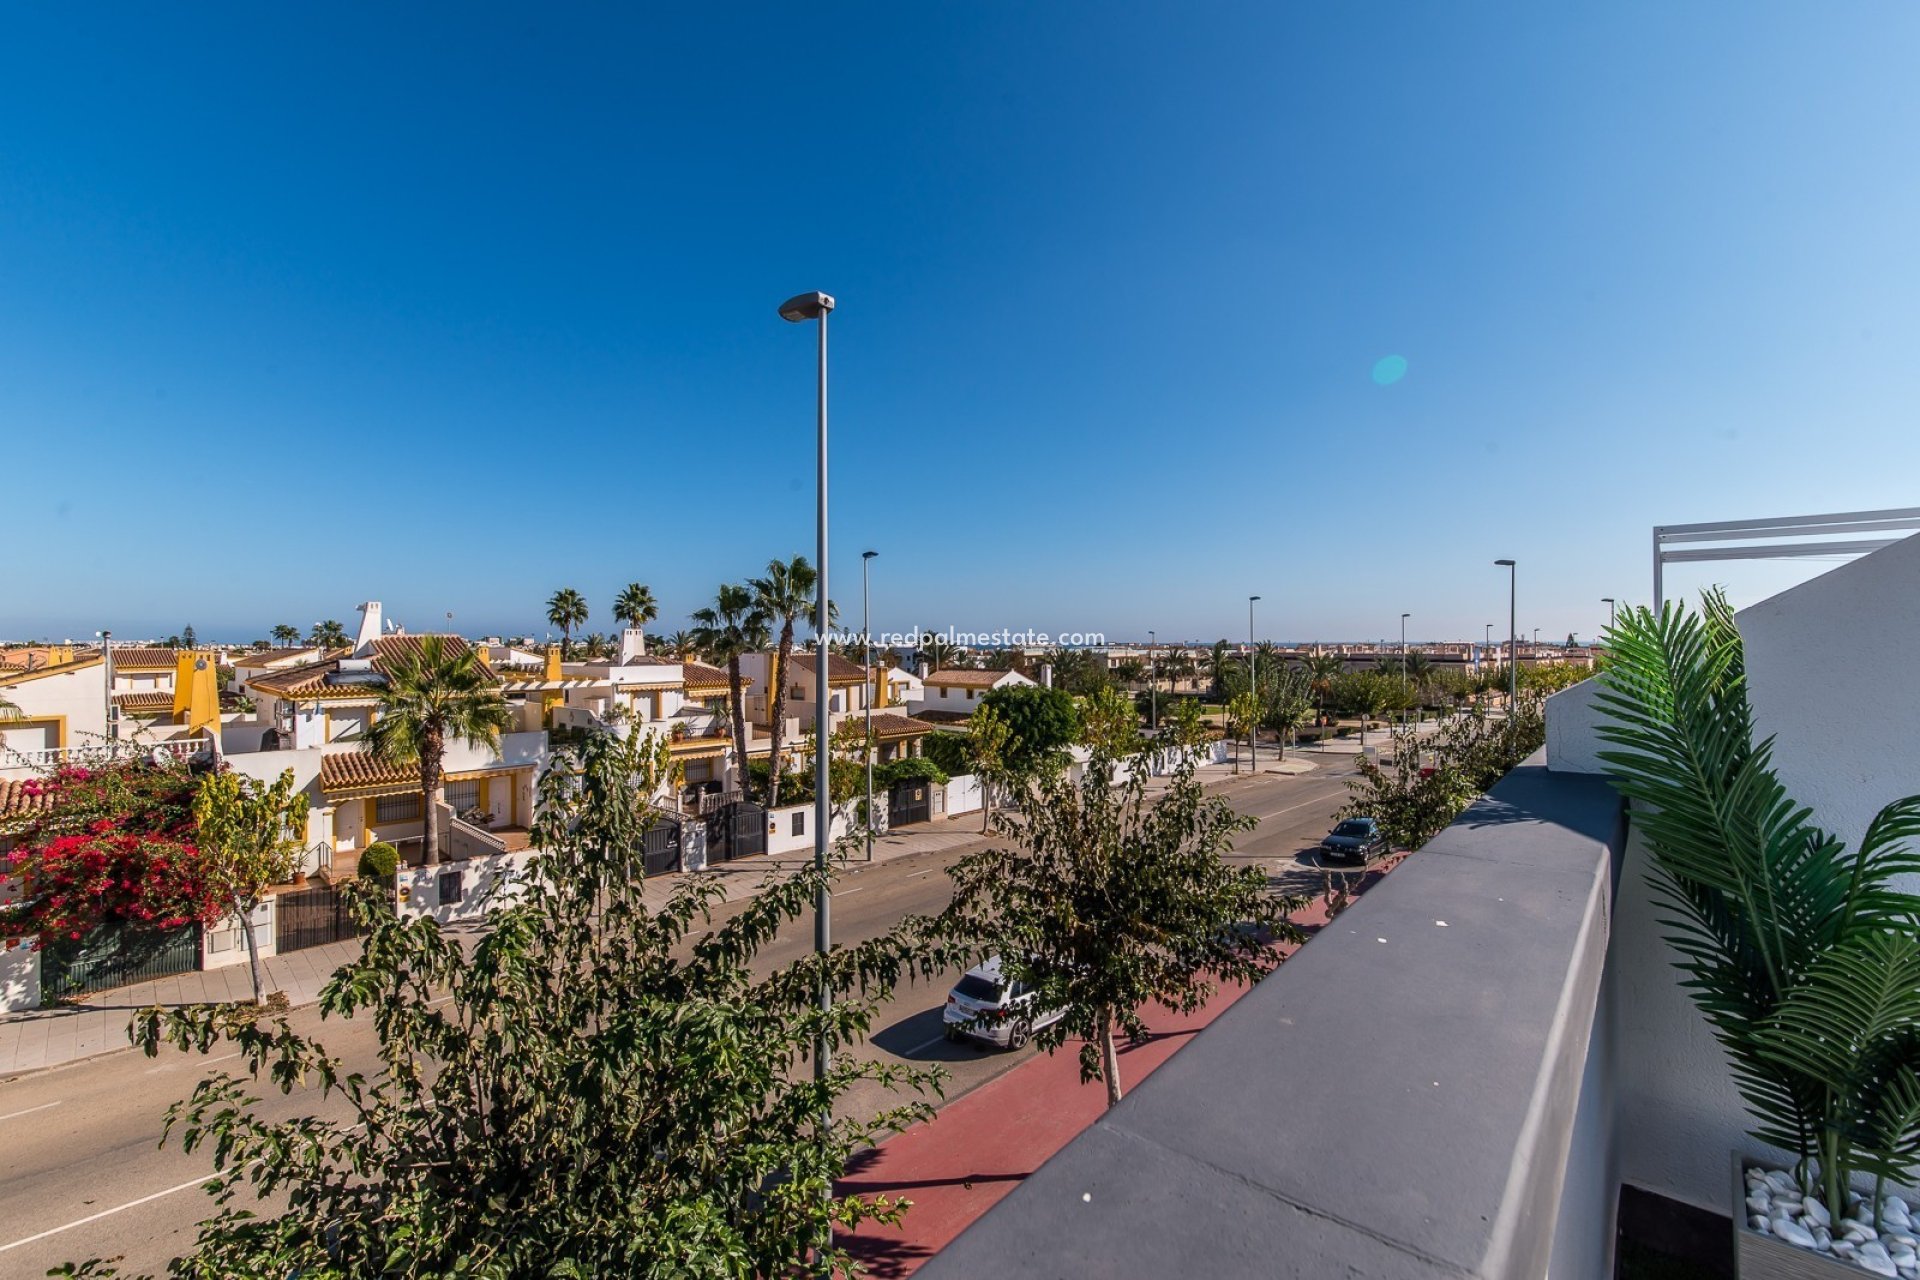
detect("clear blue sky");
top-left (4, 4), bottom-right (1916, 646)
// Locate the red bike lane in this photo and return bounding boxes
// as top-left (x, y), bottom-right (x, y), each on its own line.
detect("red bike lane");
top-left (837, 857), bottom-right (1403, 1277)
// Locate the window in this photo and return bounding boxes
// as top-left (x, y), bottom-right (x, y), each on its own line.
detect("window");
top-left (966, 688), bottom-right (975, 700)
top-left (438, 869), bottom-right (465, 905)
top-left (792, 684), bottom-right (805, 700)
top-left (791, 811), bottom-right (805, 836)
top-left (938, 686), bottom-right (949, 697)
top-left (376, 794), bottom-right (421, 823)
top-left (445, 780), bottom-right (480, 813)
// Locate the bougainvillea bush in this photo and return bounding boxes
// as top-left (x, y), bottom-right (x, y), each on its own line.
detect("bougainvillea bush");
top-left (1, 762), bottom-right (219, 948)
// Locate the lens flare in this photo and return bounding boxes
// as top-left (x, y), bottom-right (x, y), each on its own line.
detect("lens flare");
top-left (1371, 355), bottom-right (1408, 386)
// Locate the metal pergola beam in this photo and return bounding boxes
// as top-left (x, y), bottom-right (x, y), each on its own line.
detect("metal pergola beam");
top-left (1653, 507), bottom-right (1920, 608)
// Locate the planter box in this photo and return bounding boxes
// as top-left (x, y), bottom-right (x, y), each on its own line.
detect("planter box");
top-left (1733, 1154), bottom-right (1880, 1279)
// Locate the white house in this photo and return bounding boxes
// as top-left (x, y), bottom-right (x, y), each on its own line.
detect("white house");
top-left (910, 667), bottom-right (1035, 724)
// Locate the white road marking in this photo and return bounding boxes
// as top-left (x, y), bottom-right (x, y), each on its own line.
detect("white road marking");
top-left (835, 886), bottom-right (867, 897)
top-left (902, 1032), bottom-right (950, 1056)
top-left (146, 1050), bottom-right (242, 1074)
top-left (0, 1172), bottom-right (210, 1254)
top-left (0, 1100), bottom-right (62, 1123)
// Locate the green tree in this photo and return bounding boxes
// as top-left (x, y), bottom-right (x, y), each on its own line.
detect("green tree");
top-left (366, 637), bottom-right (515, 866)
top-left (661, 628), bottom-right (698, 660)
top-left (938, 715), bottom-right (1302, 1107)
top-left (1260, 668), bottom-right (1314, 758)
top-left (191, 769), bottom-right (310, 1006)
top-left (968, 702), bottom-right (1013, 833)
top-left (612, 581), bottom-right (660, 644)
top-left (545, 587), bottom-right (589, 658)
top-left (108, 731), bottom-right (947, 1279)
top-left (180, 625), bottom-right (197, 649)
top-left (1224, 691), bottom-right (1259, 771)
top-left (308, 619), bottom-right (348, 649)
top-left (978, 683), bottom-right (1079, 773)
top-left (751, 555), bottom-right (823, 810)
top-left (690, 583), bottom-right (769, 787)
top-left (270, 624), bottom-right (300, 647)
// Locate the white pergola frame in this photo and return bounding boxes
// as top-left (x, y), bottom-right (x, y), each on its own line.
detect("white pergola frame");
top-left (1653, 506), bottom-right (1920, 609)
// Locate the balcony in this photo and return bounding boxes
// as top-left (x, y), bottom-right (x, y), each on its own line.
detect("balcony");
top-left (0, 733), bottom-right (216, 778)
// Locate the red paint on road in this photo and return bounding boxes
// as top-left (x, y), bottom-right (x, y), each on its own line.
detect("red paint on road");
top-left (838, 857), bottom-right (1403, 1277)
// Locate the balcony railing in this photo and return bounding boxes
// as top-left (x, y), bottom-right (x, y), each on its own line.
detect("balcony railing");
top-left (0, 734), bottom-right (216, 774)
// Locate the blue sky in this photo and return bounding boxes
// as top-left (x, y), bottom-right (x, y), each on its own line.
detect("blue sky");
top-left (3, 4), bottom-right (1917, 645)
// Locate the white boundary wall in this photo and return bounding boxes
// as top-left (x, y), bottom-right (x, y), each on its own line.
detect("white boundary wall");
top-left (397, 851), bottom-right (539, 925)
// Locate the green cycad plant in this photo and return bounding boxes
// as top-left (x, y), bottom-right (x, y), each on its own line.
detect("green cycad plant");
top-left (1594, 589), bottom-right (1920, 1216)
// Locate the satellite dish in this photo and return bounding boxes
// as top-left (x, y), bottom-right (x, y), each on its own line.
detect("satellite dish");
top-left (149, 747), bottom-right (171, 768)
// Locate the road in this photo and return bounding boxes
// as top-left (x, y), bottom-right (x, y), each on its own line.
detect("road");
top-left (0, 762), bottom-right (1358, 1277)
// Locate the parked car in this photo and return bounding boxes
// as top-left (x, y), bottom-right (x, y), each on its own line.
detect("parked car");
top-left (942, 956), bottom-right (1065, 1050)
top-left (1320, 816), bottom-right (1386, 863)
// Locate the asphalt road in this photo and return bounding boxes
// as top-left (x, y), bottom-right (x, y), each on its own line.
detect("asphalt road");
top-left (0, 761), bottom-right (1360, 1278)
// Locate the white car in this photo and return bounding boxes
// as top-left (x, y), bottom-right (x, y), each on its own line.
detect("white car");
top-left (942, 957), bottom-right (1066, 1050)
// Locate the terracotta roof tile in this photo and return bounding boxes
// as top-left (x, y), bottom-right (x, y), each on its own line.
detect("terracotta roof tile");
top-left (111, 647), bottom-right (184, 670)
top-left (320, 753), bottom-right (413, 792)
top-left (912, 708), bottom-right (973, 724)
top-left (868, 712), bottom-right (936, 739)
top-left (0, 777), bottom-right (58, 824)
top-left (232, 646), bottom-right (323, 668)
top-left (249, 635), bottom-right (493, 699)
top-left (113, 692), bottom-right (176, 715)
top-left (683, 662), bottom-right (746, 691)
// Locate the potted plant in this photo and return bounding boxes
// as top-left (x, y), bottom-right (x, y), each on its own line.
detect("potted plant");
top-left (1596, 592), bottom-right (1920, 1277)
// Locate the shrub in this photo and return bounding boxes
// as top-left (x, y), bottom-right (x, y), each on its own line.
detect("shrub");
top-left (875, 757), bottom-right (949, 788)
top-left (359, 842), bottom-right (399, 880)
top-left (922, 731), bottom-right (973, 777)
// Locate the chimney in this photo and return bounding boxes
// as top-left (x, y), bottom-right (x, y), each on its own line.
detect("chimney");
top-left (619, 627), bottom-right (647, 663)
top-left (1039, 662), bottom-right (1054, 689)
top-left (353, 602), bottom-right (383, 657)
top-left (915, 660), bottom-right (930, 678)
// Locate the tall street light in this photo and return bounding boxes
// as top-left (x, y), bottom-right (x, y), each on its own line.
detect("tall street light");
top-left (863, 549), bottom-right (877, 863)
top-left (1602, 597), bottom-right (1616, 631)
top-left (1148, 629), bottom-right (1157, 732)
top-left (1248, 595), bottom-right (1261, 772)
top-left (1399, 612), bottom-right (1411, 700)
top-left (779, 289), bottom-right (835, 1117)
top-left (1495, 561), bottom-right (1517, 710)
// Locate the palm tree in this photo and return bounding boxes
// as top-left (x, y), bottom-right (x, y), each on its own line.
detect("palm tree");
top-left (921, 634), bottom-right (962, 671)
top-left (582, 632), bottom-right (610, 660)
top-left (1205, 640), bottom-right (1232, 697)
top-left (612, 583), bottom-right (659, 651)
top-left (546, 588), bottom-right (589, 658)
top-left (690, 584), bottom-right (769, 791)
top-left (309, 619), bottom-right (349, 650)
top-left (662, 629), bottom-right (698, 660)
top-left (750, 556), bottom-right (826, 810)
top-left (367, 637), bottom-right (515, 866)
top-left (271, 624), bottom-right (301, 647)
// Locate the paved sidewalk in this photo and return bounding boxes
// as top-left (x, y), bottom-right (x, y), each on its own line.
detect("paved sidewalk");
top-left (0, 936), bottom-right (364, 1076)
top-left (838, 854), bottom-right (1406, 1276)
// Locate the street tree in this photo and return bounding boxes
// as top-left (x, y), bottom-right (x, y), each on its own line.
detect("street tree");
top-left (967, 702), bottom-right (1013, 833)
top-left (190, 769), bottom-right (310, 1006)
top-left (94, 731), bottom-right (952, 1279)
top-left (751, 555), bottom-right (822, 810)
top-left (1224, 690), bottom-right (1259, 771)
top-left (937, 716), bottom-right (1303, 1108)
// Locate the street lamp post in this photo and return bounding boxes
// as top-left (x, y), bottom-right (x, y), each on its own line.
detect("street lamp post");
top-left (1602, 597), bottom-right (1616, 631)
top-left (1495, 561), bottom-right (1517, 710)
top-left (863, 549), bottom-right (877, 862)
top-left (1248, 596), bottom-right (1261, 771)
top-left (1148, 629), bottom-right (1157, 733)
top-left (778, 291), bottom-right (836, 1155)
top-left (1399, 612), bottom-right (1410, 719)
top-left (98, 629), bottom-right (117, 742)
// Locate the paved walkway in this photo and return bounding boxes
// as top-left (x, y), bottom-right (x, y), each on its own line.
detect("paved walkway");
top-left (838, 853), bottom-right (1406, 1277)
top-left (0, 936), bottom-right (364, 1076)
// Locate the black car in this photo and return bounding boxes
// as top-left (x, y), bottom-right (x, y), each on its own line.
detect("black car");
top-left (1321, 817), bottom-right (1385, 863)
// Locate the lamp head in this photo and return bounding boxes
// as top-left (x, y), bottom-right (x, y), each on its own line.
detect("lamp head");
top-left (1401, 612), bottom-right (1411, 619)
top-left (862, 550), bottom-right (877, 560)
top-left (1494, 559), bottom-right (1516, 567)
top-left (1601, 596), bottom-right (1615, 604)
top-left (779, 291), bottom-right (836, 322)
top-left (1250, 594), bottom-right (1262, 603)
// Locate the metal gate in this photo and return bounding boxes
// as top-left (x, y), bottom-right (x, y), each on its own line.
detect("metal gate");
top-left (41, 923), bottom-right (200, 1002)
top-left (274, 882), bottom-right (372, 953)
top-left (705, 801), bottom-right (767, 862)
top-left (889, 779), bottom-right (933, 827)
top-left (641, 816), bottom-right (683, 875)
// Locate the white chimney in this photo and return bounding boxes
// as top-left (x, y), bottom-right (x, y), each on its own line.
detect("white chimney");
top-left (619, 627), bottom-right (648, 663)
top-left (353, 602), bottom-right (383, 656)
top-left (1039, 662), bottom-right (1054, 688)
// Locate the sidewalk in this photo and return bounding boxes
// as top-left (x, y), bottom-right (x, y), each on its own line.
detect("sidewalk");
top-left (0, 935), bottom-right (364, 1076)
top-left (838, 855), bottom-right (1405, 1277)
